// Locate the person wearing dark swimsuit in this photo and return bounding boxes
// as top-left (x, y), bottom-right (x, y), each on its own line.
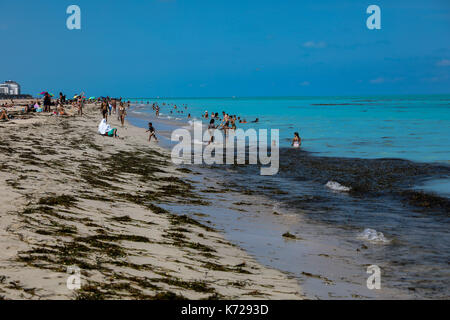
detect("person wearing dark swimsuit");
top-left (146, 122), bottom-right (158, 142)
top-left (292, 132), bottom-right (301, 148)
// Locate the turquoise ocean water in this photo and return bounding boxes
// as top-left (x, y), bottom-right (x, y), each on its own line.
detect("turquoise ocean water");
top-left (130, 95), bottom-right (450, 163)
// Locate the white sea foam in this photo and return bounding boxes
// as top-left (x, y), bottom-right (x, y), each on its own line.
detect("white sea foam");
top-left (325, 181), bottom-right (351, 192)
top-left (358, 228), bottom-right (390, 243)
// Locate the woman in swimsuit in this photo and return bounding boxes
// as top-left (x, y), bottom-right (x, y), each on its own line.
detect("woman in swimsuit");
top-left (292, 132), bottom-right (301, 148)
top-left (119, 102), bottom-right (126, 127)
top-left (0, 108), bottom-right (9, 121)
top-left (77, 97), bottom-right (83, 116)
top-left (112, 99), bottom-right (117, 117)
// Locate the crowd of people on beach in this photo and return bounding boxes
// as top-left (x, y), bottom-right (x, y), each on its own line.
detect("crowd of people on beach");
top-left (97, 96), bottom-right (132, 139)
top-left (0, 92), bottom-right (82, 121)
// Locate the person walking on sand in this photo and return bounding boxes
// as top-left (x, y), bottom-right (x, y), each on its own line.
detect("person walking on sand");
top-left (146, 122), bottom-right (158, 142)
top-left (101, 101), bottom-right (108, 121)
top-left (77, 96), bottom-right (83, 116)
top-left (119, 102), bottom-right (126, 127)
top-left (112, 99), bottom-right (117, 116)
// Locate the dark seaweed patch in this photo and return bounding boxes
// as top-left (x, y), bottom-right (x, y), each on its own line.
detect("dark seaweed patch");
top-left (38, 195), bottom-right (77, 208)
top-left (401, 190), bottom-right (450, 213)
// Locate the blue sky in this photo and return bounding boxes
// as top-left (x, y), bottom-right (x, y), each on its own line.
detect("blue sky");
top-left (0, 0), bottom-right (449, 97)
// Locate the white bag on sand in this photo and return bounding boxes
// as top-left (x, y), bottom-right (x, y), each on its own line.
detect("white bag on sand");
top-left (98, 119), bottom-right (111, 135)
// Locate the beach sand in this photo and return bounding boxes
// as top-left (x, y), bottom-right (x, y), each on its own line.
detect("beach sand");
top-left (0, 101), bottom-right (303, 300)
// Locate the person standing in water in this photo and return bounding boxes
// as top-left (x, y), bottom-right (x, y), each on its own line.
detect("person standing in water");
top-left (207, 119), bottom-right (216, 145)
top-left (146, 122), bottom-right (158, 142)
top-left (292, 132), bottom-right (301, 148)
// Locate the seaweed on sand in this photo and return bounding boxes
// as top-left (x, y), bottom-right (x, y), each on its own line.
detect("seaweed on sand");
top-left (169, 214), bottom-right (214, 232)
top-left (38, 194), bottom-right (77, 208)
top-left (114, 192), bottom-right (169, 214)
top-left (150, 277), bottom-right (215, 294)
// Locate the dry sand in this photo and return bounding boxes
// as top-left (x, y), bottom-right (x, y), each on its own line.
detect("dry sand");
top-left (0, 101), bottom-right (303, 300)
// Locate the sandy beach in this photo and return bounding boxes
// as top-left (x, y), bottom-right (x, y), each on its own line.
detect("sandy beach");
top-left (0, 101), bottom-right (303, 300)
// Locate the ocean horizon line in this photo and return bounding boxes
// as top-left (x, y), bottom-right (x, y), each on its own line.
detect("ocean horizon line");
top-left (124, 93), bottom-right (450, 100)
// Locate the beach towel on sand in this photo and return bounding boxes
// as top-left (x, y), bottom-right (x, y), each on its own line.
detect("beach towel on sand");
top-left (98, 119), bottom-right (111, 135)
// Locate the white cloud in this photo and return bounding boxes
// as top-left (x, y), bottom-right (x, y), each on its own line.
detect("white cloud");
top-left (436, 59), bottom-right (450, 67)
top-left (302, 41), bottom-right (327, 49)
top-left (299, 81), bottom-right (310, 86)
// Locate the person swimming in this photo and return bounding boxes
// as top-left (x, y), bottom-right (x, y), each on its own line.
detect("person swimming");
top-left (292, 132), bottom-right (301, 148)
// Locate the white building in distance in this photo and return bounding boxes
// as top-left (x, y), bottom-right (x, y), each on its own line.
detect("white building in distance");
top-left (0, 80), bottom-right (21, 95)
